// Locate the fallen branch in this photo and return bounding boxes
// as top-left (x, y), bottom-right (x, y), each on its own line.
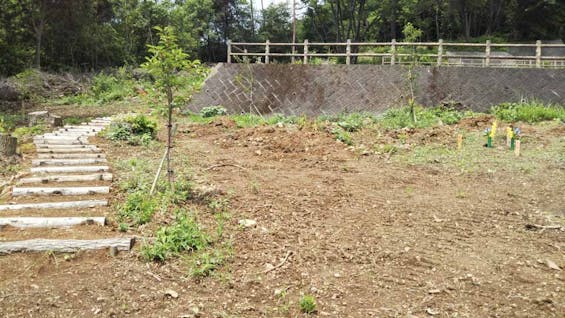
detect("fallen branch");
top-left (204, 163), bottom-right (246, 171)
top-left (263, 251), bottom-right (293, 274)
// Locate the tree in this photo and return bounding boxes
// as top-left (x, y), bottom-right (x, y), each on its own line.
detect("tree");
top-left (258, 3), bottom-right (292, 42)
top-left (141, 26), bottom-right (192, 186)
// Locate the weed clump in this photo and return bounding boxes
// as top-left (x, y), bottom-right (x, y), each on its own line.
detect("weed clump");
top-left (103, 114), bottom-right (157, 146)
top-left (200, 105), bottom-right (227, 117)
top-left (491, 101), bottom-right (564, 123)
top-left (117, 190), bottom-right (158, 226)
top-left (141, 210), bottom-right (210, 262)
top-left (299, 294), bottom-right (317, 314)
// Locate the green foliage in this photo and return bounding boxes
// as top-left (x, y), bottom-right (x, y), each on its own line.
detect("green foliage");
top-left (0, 114), bottom-right (20, 133)
top-left (12, 125), bottom-right (45, 139)
top-left (299, 295), bottom-right (317, 314)
top-left (187, 244), bottom-right (233, 278)
top-left (380, 106), bottom-right (473, 129)
top-left (200, 106), bottom-right (228, 118)
top-left (117, 190), bottom-right (158, 226)
top-left (141, 209), bottom-right (210, 262)
top-left (320, 113), bottom-right (376, 132)
top-left (331, 127), bottom-right (353, 145)
top-left (232, 114), bottom-right (266, 128)
top-left (402, 22), bottom-right (423, 42)
top-left (491, 101), bottom-right (564, 123)
top-left (103, 114), bottom-right (157, 146)
top-left (91, 72), bottom-right (133, 104)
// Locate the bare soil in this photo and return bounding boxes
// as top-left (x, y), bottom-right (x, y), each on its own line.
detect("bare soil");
top-left (0, 117), bottom-right (563, 317)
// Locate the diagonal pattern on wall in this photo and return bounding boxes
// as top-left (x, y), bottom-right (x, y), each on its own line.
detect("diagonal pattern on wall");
top-left (188, 64), bottom-right (565, 115)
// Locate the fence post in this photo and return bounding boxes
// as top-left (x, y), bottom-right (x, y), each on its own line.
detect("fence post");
top-left (485, 40), bottom-right (491, 67)
top-left (437, 39), bottom-right (443, 66)
top-left (346, 39), bottom-right (351, 65)
top-left (536, 40), bottom-right (542, 68)
top-left (265, 40), bottom-right (270, 64)
top-left (227, 40), bottom-right (231, 63)
top-left (391, 39), bottom-right (396, 65)
top-left (304, 39), bottom-right (309, 64)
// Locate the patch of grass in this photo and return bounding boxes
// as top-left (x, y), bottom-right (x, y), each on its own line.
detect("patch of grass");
top-left (379, 105), bottom-right (475, 129)
top-left (299, 294), bottom-right (317, 314)
top-left (117, 190), bottom-right (158, 226)
top-left (115, 158), bottom-right (154, 192)
top-left (491, 101), bottom-right (564, 123)
top-left (231, 113), bottom-right (266, 128)
top-left (187, 243), bottom-right (233, 278)
top-left (319, 112), bottom-right (376, 132)
top-left (63, 117), bottom-right (86, 125)
top-left (141, 209), bottom-right (210, 262)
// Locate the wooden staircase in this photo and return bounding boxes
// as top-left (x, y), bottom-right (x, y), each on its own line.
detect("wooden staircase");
top-left (0, 118), bottom-right (133, 254)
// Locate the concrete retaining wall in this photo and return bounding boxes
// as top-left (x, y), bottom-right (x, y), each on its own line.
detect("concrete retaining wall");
top-left (187, 64), bottom-right (565, 115)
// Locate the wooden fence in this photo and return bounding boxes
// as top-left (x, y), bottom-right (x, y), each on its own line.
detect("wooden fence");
top-left (227, 40), bottom-right (565, 68)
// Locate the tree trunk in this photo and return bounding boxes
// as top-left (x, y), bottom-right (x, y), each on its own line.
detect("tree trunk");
top-left (166, 86), bottom-right (174, 185)
top-left (0, 134), bottom-right (17, 156)
top-left (0, 217), bottom-right (106, 229)
top-left (0, 238), bottom-right (134, 254)
top-left (0, 200), bottom-right (108, 211)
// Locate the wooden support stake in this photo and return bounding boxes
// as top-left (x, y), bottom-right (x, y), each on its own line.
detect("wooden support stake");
top-left (265, 40), bottom-right (270, 64)
top-left (346, 39), bottom-right (351, 65)
top-left (391, 39), bottom-right (397, 65)
top-left (437, 39), bottom-right (443, 66)
top-left (485, 40), bottom-right (491, 66)
top-left (514, 140), bottom-right (521, 156)
top-left (535, 40), bottom-right (542, 68)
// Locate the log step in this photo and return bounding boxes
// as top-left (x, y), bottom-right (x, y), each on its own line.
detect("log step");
top-left (36, 148), bottom-right (101, 153)
top-left (0, 200), bottom-right (108, 211)
top-left (35, 144), bottom-right (98, 149)
top-left (42, 132), bottom-right (96, 137)
top-left (18, 173), bottom-right (113, 184)
top-left (0, 217), bottom-right (106, 228)
top-left (31, 166), bottom-right (109, 173)
top-left (34, 139), bottom-right (89, 145)
top-left (0, 238), bottom-right (134, 254)
top-left (32, 158), bottom-right (107, 166)
top-left (36, 153), bottom-right (106, 159)
top-left (12, 186), bottom-right (110, 196)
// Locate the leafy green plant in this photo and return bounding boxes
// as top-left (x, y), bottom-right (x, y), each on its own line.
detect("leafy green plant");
top-left (299, 295), bottom-right (317, 314)
top-left (491, 101), bottom-right (564, 123)
top-left (187, 245), bottom-right (233, 278)
top-left (103, 114), bottom-right (157, 146)
top-left (117, 190), bottom-right (158, 226)
top-left (12, 125), bottom-right (45, 140)
top-left (141, 209), bottom-right (210, 262)
top-left (232, 113), bottom-right (266, 128)
top-left (331, 127), bottom-right (353, 145)
top-left (200, 106), bottom-right (228, 118)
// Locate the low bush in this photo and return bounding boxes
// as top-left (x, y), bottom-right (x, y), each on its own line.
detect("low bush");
top-left (299, 295), bottom-right (317, 314)
top-left (103, 114), bottom-right (157, 146)
top-left (379, 105), bottom-right (473, 129)
top-left (491, 101), bottom-right (564, 123)
top-left (141, 209), bottom-right (210, 262)
top-left (331, 127), bottom-right (353, 145)
top-left (187, 244), bottom-right (232, 278)
top-left (200, 105), bottom-right (227, 117)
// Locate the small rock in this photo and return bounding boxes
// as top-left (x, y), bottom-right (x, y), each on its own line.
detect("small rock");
top-left (264, 263), bottom-right (275, 271)
top-left (334, 273), bottom-right (342, 278)
top-left (30, 284), bottom-right (39, 289)
top-left (164, 289), bottom-right (179, 299)
top-left (238, 219), bottom-right (257, 228)
top-left (546, 259), bottom-right (561, 271)
top-left (428, 289), bottom-right (441, 294)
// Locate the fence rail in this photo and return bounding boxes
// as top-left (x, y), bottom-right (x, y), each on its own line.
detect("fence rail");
top-left (227, 39), bottom-right (565, 68)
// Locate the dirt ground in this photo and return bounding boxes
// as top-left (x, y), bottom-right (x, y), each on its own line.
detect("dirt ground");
top-left (0, 115), bottom-right (563, 317)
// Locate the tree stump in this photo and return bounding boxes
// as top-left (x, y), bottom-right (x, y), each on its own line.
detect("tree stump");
top-left (0, 134), bottom-right (17, 156)
top-left (49, 115), bottom-right (63, 127)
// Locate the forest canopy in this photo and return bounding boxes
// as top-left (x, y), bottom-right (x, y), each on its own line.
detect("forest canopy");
top-left (0, 0), bottom-right (564, 75)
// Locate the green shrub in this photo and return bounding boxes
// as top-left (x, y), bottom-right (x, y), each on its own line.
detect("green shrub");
top-left (379, 106), bottom-right (473, 129)
top-left (141, 210), bottom-right (210, 262)
top-left (12, 125), bottom-right (45, 139)
top-left (117, 190), bottom-right (157, 226)
top-left (103, 114), bottom-right (157, 146)
top-left (200, 105), bottom-right (228, 117)
top-left (232, 113), bottom-right (266, 128)
top-left (491, 101), bottom-right (564, 123)
top-left (299, 295), bottom-right (317, 314)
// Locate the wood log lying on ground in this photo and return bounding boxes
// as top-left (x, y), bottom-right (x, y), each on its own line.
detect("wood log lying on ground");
top-left (12, 186), bottom-right (110, 196)
top-left (28, 111), bottom-right (50, 126)
top-left (36, 147), bottom-right (101, 153)
top-left (0, 199), bottom-right (107, 211)
top-left (31, 158), bottom-right (107, 166)
top-left (0, 238), bottom-right (134, 254)
top-left (35, 144), bottom-right (98, 149)
top-left (0, 217), bottom-right (105, 228)
top-left (31, 165), bottom-right (109, 173)
top-left (42, 132), bottom-right (95, 137)
top-left (33, 139), bottom-right (89, 145)
top-left (0, 134), bottom-right (17, 156)
top-left (63, 125), bottom-right (106, 130)
top-left (17, 173), bottom-right (113, 184)
top-left (36, 153), bottom-right (106, 159)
